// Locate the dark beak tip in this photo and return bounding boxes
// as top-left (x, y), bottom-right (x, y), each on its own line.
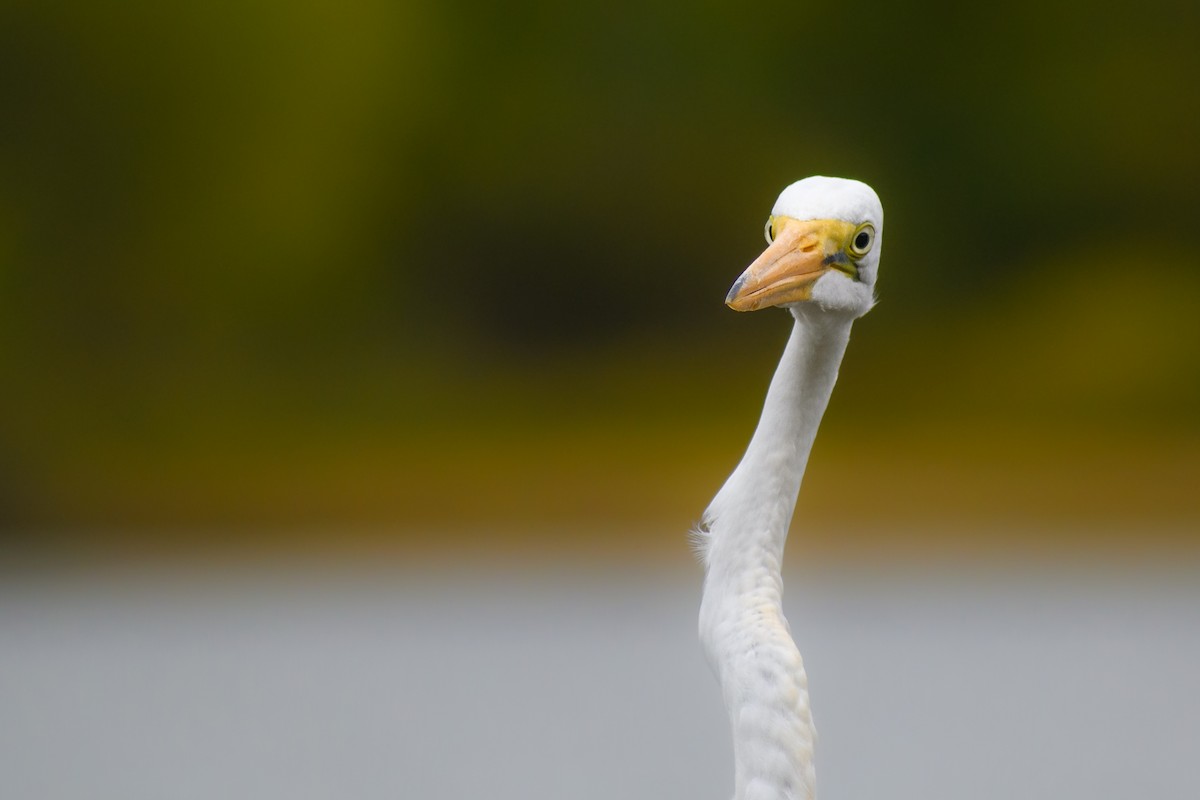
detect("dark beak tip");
top-left (725, 274), bottom-right (748, 306)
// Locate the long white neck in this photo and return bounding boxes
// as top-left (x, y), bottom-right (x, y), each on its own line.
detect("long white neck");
top-left (698, 306), bottom-right (854, 800)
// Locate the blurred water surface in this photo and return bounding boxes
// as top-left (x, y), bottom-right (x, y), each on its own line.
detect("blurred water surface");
top-left (2, 547), bottom-right (1198, 800)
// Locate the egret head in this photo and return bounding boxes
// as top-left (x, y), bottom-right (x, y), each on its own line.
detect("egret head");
top-left (726, 176), bottom-right (883, 319)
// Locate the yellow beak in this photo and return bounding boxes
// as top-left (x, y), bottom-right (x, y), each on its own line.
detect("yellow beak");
top-left (725, 217), bottom-right (858, 312)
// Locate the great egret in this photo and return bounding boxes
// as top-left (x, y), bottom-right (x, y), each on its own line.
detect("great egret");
top-left (695, 176), bottom-right (883, 800)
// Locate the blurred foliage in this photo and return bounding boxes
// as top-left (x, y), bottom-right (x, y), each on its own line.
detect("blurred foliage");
top-left (0, 0), bottom-right (1197, 547)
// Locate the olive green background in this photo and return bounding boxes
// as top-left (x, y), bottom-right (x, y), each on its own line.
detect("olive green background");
top-left (2, 0), bottom-right (1197, 557)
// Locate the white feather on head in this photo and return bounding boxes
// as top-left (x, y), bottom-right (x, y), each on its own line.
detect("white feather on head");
top-left (771, 175), bottom-right (883, 232)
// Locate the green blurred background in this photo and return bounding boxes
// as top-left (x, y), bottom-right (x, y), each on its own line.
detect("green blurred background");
top-left (2, 0), bottom-right (1197, 558)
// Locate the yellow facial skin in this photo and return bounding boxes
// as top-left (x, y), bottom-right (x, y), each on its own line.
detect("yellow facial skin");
top-left (725, 217), bottom-right (869, 312)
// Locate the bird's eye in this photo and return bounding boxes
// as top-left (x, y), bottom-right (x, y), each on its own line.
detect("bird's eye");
top-left (763, 216), bottom-right (775, 245)
top-left (849, 223), bottom-right (875, 258)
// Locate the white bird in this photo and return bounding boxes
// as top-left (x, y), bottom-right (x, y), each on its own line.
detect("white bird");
top-left (695, 176), bottom-right (883, 800)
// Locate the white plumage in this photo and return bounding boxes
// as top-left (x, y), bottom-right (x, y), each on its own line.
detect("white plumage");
top-left (696, 177), bottom-right (883, 800)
